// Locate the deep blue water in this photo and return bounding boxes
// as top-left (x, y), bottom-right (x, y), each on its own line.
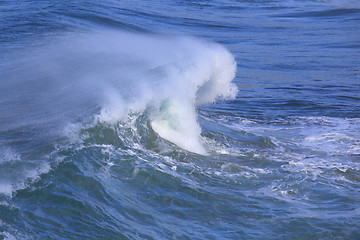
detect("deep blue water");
top-left (1, 0), bottom-right (360, 239)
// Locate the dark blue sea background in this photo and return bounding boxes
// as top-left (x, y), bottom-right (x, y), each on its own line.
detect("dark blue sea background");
top-left (1, 0), bottom-right (359, 239)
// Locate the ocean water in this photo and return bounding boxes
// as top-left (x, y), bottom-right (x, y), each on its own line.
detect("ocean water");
top-left (0, 0), bottom-right (359, 239)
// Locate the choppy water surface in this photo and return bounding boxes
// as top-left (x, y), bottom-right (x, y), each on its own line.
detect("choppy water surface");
top-left (0, 0), bottom-right (359, 239)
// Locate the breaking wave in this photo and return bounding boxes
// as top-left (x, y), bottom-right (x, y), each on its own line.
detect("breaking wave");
top-left (0, 30), bottom-right (237, 196)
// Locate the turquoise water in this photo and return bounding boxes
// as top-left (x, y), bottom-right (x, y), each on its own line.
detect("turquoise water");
top-left (0, 1), bottom-right (359, 239)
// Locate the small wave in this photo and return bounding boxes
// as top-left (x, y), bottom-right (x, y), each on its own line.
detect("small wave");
top-left (268, 0), bottom-right (360, 9)
top-left (273, 8), bottom-right (360, 19)
top-left (0, 151), bottom-right (51, 198)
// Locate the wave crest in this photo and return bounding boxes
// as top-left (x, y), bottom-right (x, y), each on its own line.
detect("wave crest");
top-left (87, 31), bottom-right (237, 153)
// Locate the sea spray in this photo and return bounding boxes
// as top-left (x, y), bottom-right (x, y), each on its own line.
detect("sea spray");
top-left (56, 31), bottom-right (238, 154)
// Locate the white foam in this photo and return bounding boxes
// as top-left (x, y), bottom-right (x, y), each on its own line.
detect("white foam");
top-left (0, 184), bottom-right (13, 197)
top-left (2, 231), bottom-right (17, 240)
top-left (300, 117), bottom-right (360, 155)
top-left (0, 147), bottom-right (21, 164)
